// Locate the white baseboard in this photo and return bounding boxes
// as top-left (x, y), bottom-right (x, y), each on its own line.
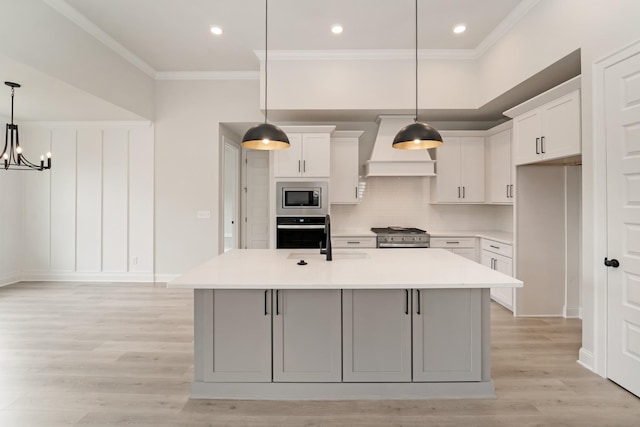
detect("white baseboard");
top-left (577, 347), bottom-right (595, 372)
top-left (154, 274), bottom-right (180, 283)
top-left (563, 305), bottom-right (580, 318)
top-left (0, 271), bottom-right (21, 287)
top-left (20, 271), bottom-right (155, 283)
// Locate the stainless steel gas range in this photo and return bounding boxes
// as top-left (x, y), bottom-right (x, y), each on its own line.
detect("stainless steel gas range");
top-left (370, 227), bottom-right (430, 248)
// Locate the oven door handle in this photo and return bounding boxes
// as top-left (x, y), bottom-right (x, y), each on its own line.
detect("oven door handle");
top-left (277, 224), bottom-right (326, 230)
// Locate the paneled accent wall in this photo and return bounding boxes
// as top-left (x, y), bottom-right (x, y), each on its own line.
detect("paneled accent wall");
top-left (0, 166), bottom-right (23, 286)
top-left (18, 122), bottom-right (154, 282)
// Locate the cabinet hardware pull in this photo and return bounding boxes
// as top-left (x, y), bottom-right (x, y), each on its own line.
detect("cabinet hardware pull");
top-left (347, 241), bottom-right (360, 244)
top-left (355, 186), bottom-right (358, 198)
top-left (303, 160), bottom-right (306, 172)
top-left (536, 137), bottom-right (540, 154)
top-left (463, 187), bottom-right (466, 198)
top-left (264, 290), bottom-right (268, 316)
top-left (405, 289), bottom-right (409, 315)
top-left (298, 160), bottom-right (301, 172)
top-left (276, 290), bottom-right (280, 315)
top-left (446, 241), bottom-right (460, 244)
top-left (491, 258), bottom-right (496, 269)
top-left (506, 184), bottom-right (509, 198)
top-left (458, 187), bottom-right (461, 198)
top-left (490, 245), bottom-right (500, 249)
top-left (541, 136), bottom-right (545, 153)
top-left (416, 289), bottom-right (421, 315)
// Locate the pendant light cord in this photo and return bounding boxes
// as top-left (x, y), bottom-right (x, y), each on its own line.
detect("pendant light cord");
top-left (10, 86), bottom-right (14, 125)
top-left (264, 0), bottom-right (268, 124)
top-left (414, 0), bottom-right (418, 123)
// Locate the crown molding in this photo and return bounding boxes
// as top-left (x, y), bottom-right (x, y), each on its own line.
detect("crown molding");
top-left (475, 0), bottom-right (541, 56)
top-left (155, 71), bottom-right (260, 81)
top-left (42, 0), bottom-right (156, 78)
top-left (254, 49), bottom-right (478, 61)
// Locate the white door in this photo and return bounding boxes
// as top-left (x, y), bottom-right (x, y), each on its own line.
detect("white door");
top-left (223, 141), bottom-right (239, 252)
top-left (243, 150), bottom-right (270, 248)
top-left (605, 51), bottom-right (640, 396)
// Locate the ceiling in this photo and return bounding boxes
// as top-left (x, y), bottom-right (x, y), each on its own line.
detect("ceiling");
top-left (62, 0), bottom-right (524, 72)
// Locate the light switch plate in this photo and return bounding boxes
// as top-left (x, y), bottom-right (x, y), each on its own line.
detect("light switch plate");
top-left (197, 210), bottom-right (211, 219)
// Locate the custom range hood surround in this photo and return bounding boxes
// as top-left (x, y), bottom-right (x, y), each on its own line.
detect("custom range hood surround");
top-left (365, 116), bottom-right (436, 177)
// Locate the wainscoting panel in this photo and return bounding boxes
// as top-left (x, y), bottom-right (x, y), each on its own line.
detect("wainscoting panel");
top-left (21, 126), bottom-right (51, 273)
top-left (76, 128), bottom-right (103, 273)
top-left (16, 122), bottom-right (154, 282)
top-left (50, 128), bottom-right (77, 272)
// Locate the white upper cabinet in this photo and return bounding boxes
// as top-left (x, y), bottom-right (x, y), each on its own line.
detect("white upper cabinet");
top-left (432, 135), bottom-right (485, 203)
top-left (486, 128), bottom-right (514, 204)
top-left (273, 133), bottom-right (331, 178)
top-left (512, 89), bottom-right (581, 165)
top-left (330, 131), bottom-right (362, 204)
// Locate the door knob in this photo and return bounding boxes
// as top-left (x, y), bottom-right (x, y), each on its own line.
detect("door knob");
top-left (604, 257), bottom-right (620, 268)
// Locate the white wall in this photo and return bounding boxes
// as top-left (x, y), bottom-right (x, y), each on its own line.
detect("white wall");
top-left (154, 79), bottom-right (262, 279)
top-left (0, 0), bottom-right (154, 119)
top-left (266, 57), bottom-right (479, 111)
top-left (18, 122), bottom-right (154, 282)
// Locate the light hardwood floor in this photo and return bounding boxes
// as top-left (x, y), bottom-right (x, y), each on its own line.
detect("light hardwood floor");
top-left (0, 282), bottom-right (638, 426)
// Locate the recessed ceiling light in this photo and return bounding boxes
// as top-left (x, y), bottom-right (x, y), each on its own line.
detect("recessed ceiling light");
top-left (210, 26), bottom-right (223, 35)
top-left (453, 24), bottom-right (466, 34)
top-left (331, 24), bottom-right (343, 34)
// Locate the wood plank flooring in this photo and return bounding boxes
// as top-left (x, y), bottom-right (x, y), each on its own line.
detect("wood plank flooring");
top-left (0, 281), bottom-right (638, 426)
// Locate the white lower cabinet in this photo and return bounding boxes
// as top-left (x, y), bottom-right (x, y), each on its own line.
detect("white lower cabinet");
top-left (331, 236), bottom-right (377, 248)
top-left (481, 239), bottom-right (514, 311)
top-left (343, 289), bottom-right (412, 382)
top-left (413, 289), bottom-right (482, 382)
top-left (430, 237), bottom-right (478, 262)
top-left (273, 289), bottom-right (342, 382)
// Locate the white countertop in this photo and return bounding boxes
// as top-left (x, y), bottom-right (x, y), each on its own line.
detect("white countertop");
top-left (168, 248), bottom-right (522, 290)
top-left (430, 230), bottom-right (514, 245)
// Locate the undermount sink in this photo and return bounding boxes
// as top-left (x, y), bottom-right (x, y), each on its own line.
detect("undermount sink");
top-left (286, 252), bottom-right (369, 261)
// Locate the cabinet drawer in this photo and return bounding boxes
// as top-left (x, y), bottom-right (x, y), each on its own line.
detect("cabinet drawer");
top-left (430, 237), bottom-right (476, 248)
top-left (481, 239), bottom-right (513, 257)
top-left (332, 237), bottom-right (377, 248)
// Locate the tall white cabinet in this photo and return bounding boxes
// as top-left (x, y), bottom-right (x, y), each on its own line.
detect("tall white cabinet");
top-left (330, 131), bottom-right (363, 204)
top-left (431, 134), bottom-right (485, 203)
top-left (485, 125), bottom-right (514, 204)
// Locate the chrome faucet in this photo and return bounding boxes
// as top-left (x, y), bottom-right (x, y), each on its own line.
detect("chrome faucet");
top-left (320, 214), bottom-right (332, 261)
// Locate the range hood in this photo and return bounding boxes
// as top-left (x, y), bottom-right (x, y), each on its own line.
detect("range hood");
top-left (365, 116), bottom-right (436, 177)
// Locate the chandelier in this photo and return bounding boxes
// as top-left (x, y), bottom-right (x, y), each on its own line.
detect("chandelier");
top-left (1, 82), bottom-right (51, 171)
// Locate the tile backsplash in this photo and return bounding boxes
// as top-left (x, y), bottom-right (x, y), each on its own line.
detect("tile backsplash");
top-left (330, 176), bottom-right (513, 232)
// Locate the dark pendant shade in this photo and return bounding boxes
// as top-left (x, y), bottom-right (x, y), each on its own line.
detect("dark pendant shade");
top-left (392, 122), bottom-right (443, 150)
top-left (241, 123), bottom-right (290, 150)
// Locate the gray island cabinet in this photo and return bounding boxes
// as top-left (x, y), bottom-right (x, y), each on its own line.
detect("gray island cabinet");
top-left (169, 248), bottom-right (522, 400)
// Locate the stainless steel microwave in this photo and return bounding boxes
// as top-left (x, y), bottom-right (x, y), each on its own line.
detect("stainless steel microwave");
top-left (276, 181), bottom-right (328, 216)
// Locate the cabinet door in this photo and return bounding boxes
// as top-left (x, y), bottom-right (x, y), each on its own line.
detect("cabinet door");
top-left (205, 290), bottom-right (272, 382)
top-left (513, 109), bottom-right (542, 165)
top-left (487, 129), bottom-right (512, 204)
top-left (413, 289), bottom-right (481, 382)
top-left (273, 289), bottom-right (342, 382)
top-left (482, 249), bottom-right (514, 310)
top-left (460, 137), bottom-right (485, 203)
top-left (301, 134), bottom-right (331, 177)
top-left (273, 133), bottom-right (303, 177)
top-left (330, 138), bottom-right (359, 203)
top-left (541, 90), bottom-right (581, 161)
top-left (343, 289), bottom-right (412, 382)
top-left (434, 137), bottom-right (462, 203)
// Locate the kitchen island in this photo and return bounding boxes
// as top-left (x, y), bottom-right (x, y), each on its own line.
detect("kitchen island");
top-left (168, 248), bottom-right (522, 400)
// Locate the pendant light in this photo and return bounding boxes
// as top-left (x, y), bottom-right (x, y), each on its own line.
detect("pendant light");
top-left (392, 0), bottom-right (443, 150)
top-left (1, 82), bottom-right (52, 170)
top-left (241, 0), bottom-right (289, 150)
